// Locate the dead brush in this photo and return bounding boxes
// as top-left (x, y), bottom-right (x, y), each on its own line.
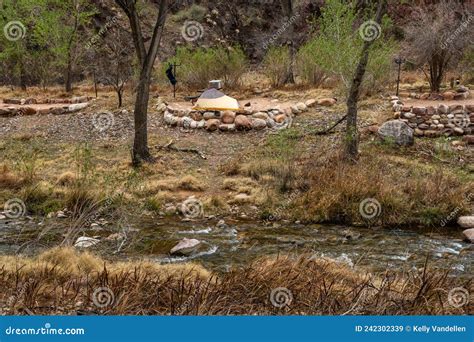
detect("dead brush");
top-left (294, 152), bottom-right (471, 226)
top-left (0, 164), bottom-right (24, 189)
top-left (0, 251), bottom-right (470, 316)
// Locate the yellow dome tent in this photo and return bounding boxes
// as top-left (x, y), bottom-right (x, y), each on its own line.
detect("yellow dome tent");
top-left (193, 89), bottom-right (240, 111)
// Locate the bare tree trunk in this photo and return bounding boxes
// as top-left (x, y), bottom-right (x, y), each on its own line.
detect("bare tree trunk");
top-left (281, 0), bottom-right (295, 84)
top-left (115, 0), bottom-right (168, 165)
top-left (19, 63), bottom-right (27, 91)
top-left (93, 70), bottom-right (98, 98)
top-left (429, 54), bottom-right (446, 93)
top-left (132, 75), bottom-right (151, 163)
top-left (118, 89), bottom-right (123, 108)
top-left (345, 0), bottom-right (386, 161)
top-left (65, 59), bottom-right (73, 93)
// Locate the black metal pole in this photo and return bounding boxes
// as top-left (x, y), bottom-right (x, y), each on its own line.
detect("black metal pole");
top-left (396, 61), bottom-right (401, 97)
top-left (173, 63), bottom-right (176, 99)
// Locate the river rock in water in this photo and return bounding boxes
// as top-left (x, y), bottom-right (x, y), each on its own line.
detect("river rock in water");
top-left (170, 238), bottom-right (201, 256)
top-left (462, 229), bottom-right (474, 243)
top-left (74, 236), bottom-right (100, 248)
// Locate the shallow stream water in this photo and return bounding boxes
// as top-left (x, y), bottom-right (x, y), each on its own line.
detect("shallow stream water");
top-left (0, 217), bottom-right (472, 277)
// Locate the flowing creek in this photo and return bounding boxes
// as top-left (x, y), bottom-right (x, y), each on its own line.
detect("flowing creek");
top-left (0, 217), bottom-right (472, 277)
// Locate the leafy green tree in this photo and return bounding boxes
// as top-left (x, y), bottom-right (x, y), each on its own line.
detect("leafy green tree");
top-left (40, 0), bottom-right (96, 92)
top-left (302, 0), bottom-right (396, 94)
top-left (0, 0), bottom-right (41, 89)
top-left (0, 0), bottom-right (94, 91)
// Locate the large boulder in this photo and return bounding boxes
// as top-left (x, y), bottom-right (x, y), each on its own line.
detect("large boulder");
top-left (378, 120), bottom-right (414, 146)
top-left (219, 123), bottom-right (236, 132)
top-left (458, 216), bottom-right (474, 229)
top-left (203, 111), bottom-right (217, 120)
top-left (296, 102), bottom-right (307, 112)
top-left (274, 114), bottom-right (287, 124)
top-left (74, 236), bottom-right (100, 248)
top-left (0, 108), bottom-right (14, 117)
top-left (462, 229), bottom-right (474, 243)
top-left (68, 102), bottom-right (89, 113)
top-left (252, 112), bottom-right (269, 120)
top-left (317, 98), bottom-right (337, 107)
top-left (235, 115), bottom-right (252, 130)
top-left (251, 118), bottom-right (267, 130)
top-left (221, 110), bottom-right (236, 124)
top-left (205, 119), bottom-right (220, 131)
top-left (463, 135), bottom-right (474, 145)
top-left (170, 238), bottom-right (201, 256)
top-left (442, 91), bottom-right (456, 101)
top-left (189, 111), bottom-right (203, 121)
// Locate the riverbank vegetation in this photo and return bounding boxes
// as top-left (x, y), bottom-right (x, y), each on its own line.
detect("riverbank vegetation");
top-left (0, 114), bottom-right (471, 229)
top-left (0, 248), bottom-right (470, 315)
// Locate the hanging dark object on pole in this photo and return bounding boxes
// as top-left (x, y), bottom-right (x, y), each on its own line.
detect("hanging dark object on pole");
top-left (166, 63), bottom-right (180, 98)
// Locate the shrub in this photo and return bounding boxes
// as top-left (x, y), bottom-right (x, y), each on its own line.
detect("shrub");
top-left (164, 46), bottom-right (247, 89)
top-left (301, 0), bottom-right (397, 93)
top-left (173, 4), bottom-right (207, 22)
top-left (262, 46), bottom-right (291, 87)
top-left (460, 47), bottom-right (474, 83)
top-left (296, 41), bottom-right (328, 86)
top-left (294, 152), bottom-right (470, 227)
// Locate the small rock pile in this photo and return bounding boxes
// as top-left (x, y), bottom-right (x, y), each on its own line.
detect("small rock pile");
top-left (391, 96), bottom-right (474, 138)
top-left (160, 98), bottom-right (336, 132)
top-left (0, 96), bottom-right (90, 117)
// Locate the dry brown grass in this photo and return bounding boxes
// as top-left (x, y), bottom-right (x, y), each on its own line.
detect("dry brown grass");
top-left (56, 171), bottom-right (77, 186)
top-left (0, 164), bottom-right (24, 189)
top-left (0, 249), bottom-right (470, 315)
top-left (293, 151), bottom-right (471, 226)
top-left (142, 175), bottom-right (205, 195)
